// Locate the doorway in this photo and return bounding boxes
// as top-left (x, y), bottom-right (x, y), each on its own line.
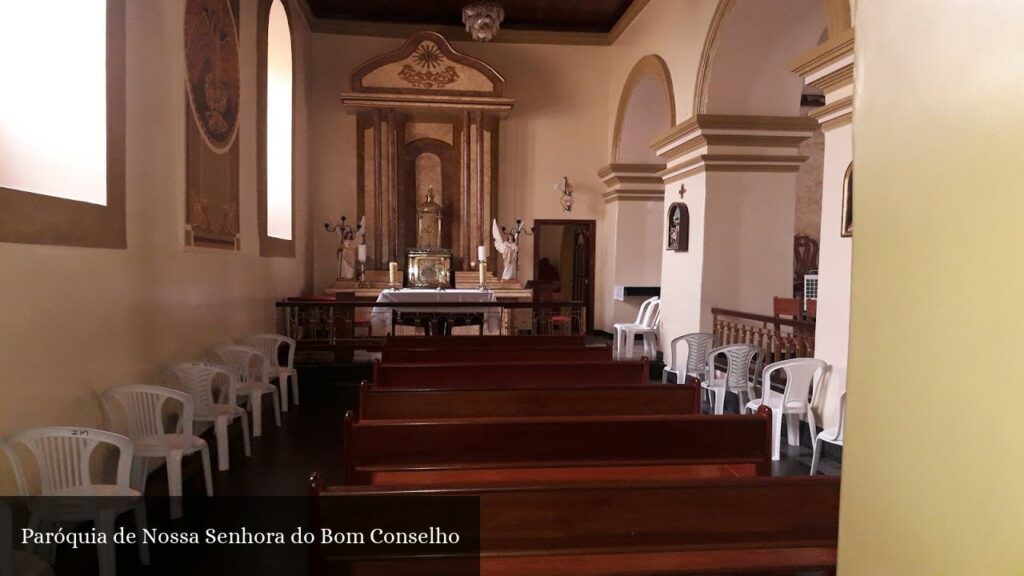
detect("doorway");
top-left (532, 220), bottom-right (596, 333)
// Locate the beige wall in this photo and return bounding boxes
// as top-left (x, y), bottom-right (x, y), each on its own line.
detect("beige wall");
top-left (839, 0), bottom-right (1024, 573)
top-left (701, 171), bottom-right (797, 320)
top-left (658, 173), bottom-right (708, 339)
top-left (607, 0), bottom-right (718, 127)
top-left (309, 34), bottom-right (612, 308)
top-left (599, 0), bottom-right (718, 333)
top-left (0, 0), bottom-right (312, 493)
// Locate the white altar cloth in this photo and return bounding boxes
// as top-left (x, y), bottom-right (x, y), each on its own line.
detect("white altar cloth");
top-left (371, 289), bottom-right (499, 335)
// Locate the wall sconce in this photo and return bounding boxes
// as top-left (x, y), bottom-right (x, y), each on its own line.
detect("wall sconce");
top-left (556, 176), bottom-right (574, 212)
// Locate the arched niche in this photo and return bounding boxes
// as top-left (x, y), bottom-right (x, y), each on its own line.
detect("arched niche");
top-left (693, 0), bottom-right (830, 116)
top-left (612, 55), bottom-right (675, 163)
top-left (401, 138), bottom-right (456, 256)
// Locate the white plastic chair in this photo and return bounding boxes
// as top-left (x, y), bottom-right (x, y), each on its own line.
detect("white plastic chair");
top-left (166, 362), bottom-right (251, 472)
top-left (662, 332), bottom-right (714, 384)
top-left (213, 346), bottom-right (281, 437)
top-left (743, 358), bottom-right (827, 461)
top-left (811, 391), bottom-right (846, 475)
top-left (0, 500), bottom-right (53, 576)
top-left (618, 299), bottom-right (662, 360)
top-left (704, 344), bottom-right (763, 414)
top-left (612, 297), bottom-right (657, 359)
top-left (3, 427), bottom-right (149, 576)
top-left (101, 385), bottom-right (213, 519)
top-left (246, 334), bottom-right (299, 411)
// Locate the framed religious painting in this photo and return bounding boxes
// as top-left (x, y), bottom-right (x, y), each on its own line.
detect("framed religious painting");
top-left (841, 162), bottom-right (853, 237)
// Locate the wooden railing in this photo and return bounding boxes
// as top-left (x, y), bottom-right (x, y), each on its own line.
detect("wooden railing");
top-left (712, 307), bottom-right (815, 365)
top-left (275, 300), bottom-right (587, 364)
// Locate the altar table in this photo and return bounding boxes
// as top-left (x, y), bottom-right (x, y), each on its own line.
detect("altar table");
top-left (371, 289), bottom-right (499, 336)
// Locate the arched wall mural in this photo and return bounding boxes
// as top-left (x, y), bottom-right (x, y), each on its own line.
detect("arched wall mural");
top-left (611, 55), bottom-right (675, 163)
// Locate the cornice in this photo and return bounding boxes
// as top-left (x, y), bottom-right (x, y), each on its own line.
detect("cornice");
top-left (791, 28), bottom-right (855, 77)
top-left (340, 92), bottom-right (514, 114)
top-left (603, 189), bottom-right (665, 204)
top-left (651, 115), bottom-right (816, 184)
top-left (808, 95), bottom-right (853, 130)
top-left (597, 163), bottom-right (664, 179)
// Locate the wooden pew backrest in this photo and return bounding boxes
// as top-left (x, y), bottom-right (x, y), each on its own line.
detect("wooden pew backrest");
top-left (342, 407), bottom-right (772, 484)
top-left (313, 476), bottom-right (841, 575)
top-left (381, 345), bottom-right (612, 364)
top-left (359, 383), bottom-right (701, 420)
top-left (371, 358), bottom-right (650, 388)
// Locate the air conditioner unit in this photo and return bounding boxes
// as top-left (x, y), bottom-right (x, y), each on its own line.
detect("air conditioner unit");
top-left (803, 273), bottom-right (819, 311)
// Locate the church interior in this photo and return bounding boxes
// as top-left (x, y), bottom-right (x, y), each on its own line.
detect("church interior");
top-left (1, 0), bottom-right (1021, 574)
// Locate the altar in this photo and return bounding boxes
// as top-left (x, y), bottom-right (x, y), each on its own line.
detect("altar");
top-left (371, 289), bottom-right (500, 336)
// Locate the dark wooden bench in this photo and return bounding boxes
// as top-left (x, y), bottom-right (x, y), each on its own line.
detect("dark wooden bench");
top-left (381, 344), bottom-right (612, 363)
top-left (371, 358), bottom-right (650, 388)
top-left (358, 380), bottom-right (701, 420)
top-left (342, 406), bottom-right (772, 485)
top-left (311, 475), bottom-right (841, 575)
top-left (384, 334), bottom-right (587, 350)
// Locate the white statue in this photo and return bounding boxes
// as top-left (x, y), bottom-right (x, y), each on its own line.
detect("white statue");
top-left (491, 219), bottom-right (518, 281)
top-left (326, 216), bottom-right (366, 279)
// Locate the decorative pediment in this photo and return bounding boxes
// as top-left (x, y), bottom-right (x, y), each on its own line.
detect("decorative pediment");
top-left (351, 31), bottom-right (505, 97)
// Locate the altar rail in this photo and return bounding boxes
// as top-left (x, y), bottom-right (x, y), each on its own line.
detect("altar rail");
top-left (712, 307), bottom-right (815, 365)
top-left (276, 300), bottom-right (587, 364)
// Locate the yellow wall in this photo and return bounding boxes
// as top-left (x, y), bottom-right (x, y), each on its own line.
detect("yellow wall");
top-left (0, 0), bottom-right (313, 493)
top-left (838, 1), bottom-right (1024, 573)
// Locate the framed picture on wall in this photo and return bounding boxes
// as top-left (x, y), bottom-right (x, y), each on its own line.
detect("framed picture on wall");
top-left (841, 162), bottom-right (853, 237)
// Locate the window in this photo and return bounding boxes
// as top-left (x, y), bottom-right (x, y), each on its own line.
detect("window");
top-left (0, 0), bottom-right (107, 205)
top-left (259, 0), bottom-right (295, 254)
top-left (0, 0), bottom-right (125, 248)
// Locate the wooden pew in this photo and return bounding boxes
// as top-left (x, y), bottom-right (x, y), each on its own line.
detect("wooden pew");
top-left (342, 406), bottom-right (772, 485)
top-left (381, 344), bottom-right (612, 363)
top-left (383, 334), bottom-right (586, 350)
top-left (371, 358), bottom-right (650, 388)
top-left (311, 475), bottom-right (841, 576)
top-left (358, 380), bottom-right (701, 420)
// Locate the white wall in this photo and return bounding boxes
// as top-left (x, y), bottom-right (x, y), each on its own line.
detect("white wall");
top-left (0, 0), bottom-right (312, 493)
top-left (813, 122), bottom-right (852, 429)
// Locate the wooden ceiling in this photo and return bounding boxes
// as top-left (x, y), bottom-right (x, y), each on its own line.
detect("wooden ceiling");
top-left (305, 0), bottom-right (637, 34)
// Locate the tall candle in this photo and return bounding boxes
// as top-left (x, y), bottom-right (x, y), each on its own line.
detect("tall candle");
top-left (357, 244), bottom-right (367, 262)
top-left (479, 262), bottom-right (486, 286)
top-left (389, 262), bottom-right (398, 286)
top-left (477, 245), bottom-right (487, 262)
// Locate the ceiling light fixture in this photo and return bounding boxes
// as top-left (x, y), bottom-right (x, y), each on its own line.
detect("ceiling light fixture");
top-left (462, 2), bottom-right (505, 42)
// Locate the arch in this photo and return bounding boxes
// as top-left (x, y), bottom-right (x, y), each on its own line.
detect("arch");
top-left (693, 0), bottom-right (830, 116)
top-left (611, 55), bottom-right (675, 163)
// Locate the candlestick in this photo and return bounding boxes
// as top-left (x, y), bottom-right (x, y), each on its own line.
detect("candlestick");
top-left (477, 245), bottom-right (487, 262)
top-left (389, 262), bottom-right (398, 289)
top-left (478, 262), bottom-right (487, 290)
top-left (357, 244), bottom-right (367, 262)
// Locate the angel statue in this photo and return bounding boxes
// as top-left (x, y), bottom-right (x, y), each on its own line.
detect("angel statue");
top-left (492, 219), bottom-right (519, 281)
top-left (324, 215), bottom-right (366, 280)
